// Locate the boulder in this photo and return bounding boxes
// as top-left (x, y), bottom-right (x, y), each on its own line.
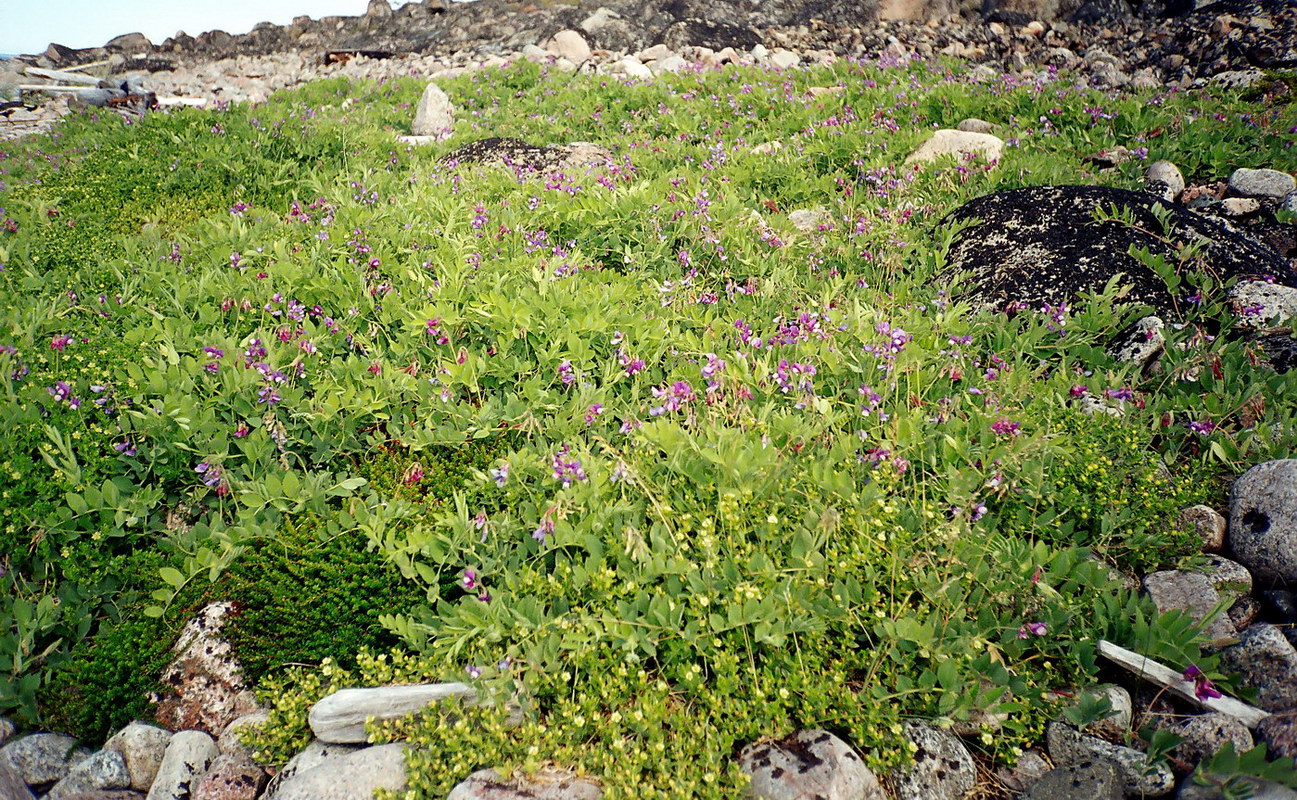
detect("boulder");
top-left (1071, 685), bottom-right (1132, 740)
top-left (103, 723), bottom-right (172, 792)
top-left (411, 82), bottom-right (454, 137)
top-left (1256, 711), bottom-right (1297, 759)
top-left (1217, 624), bottom-right (1297, 712)
top-left (888, 722), bottom-right (976, 800)
top-left (1111, 315), bottom-right (1165, 372)
top-left (956, 118), bottom-right (996, 134)
top-left (1204, 555), bottom-right (1253, 602)
top-left (265, 743), bottom-right (406, 800)
top-left (441, 138), bottom-right (612, 175)
top-left (904, 129), bottom-right (1004, 166)
top-left (1019, 757), bottom-right (1122, 800)
top-left (262, 740), bottom-right (362, 798)
top-left (0, 719), bottom-right (15, 747)
top-left (105, 33), bottom-right (152, 52)
top-left (547, 31), bottom-right (591, 63)
top-left (738, 729), bottom-right (886, 800)
top-left (938, 186), bottom-right (1297, 314)
top-left (446, 768), bottom-right (602, 799)
top-left (145, 730), bottom-right (218, 800)
top-left (1229, 460), bottom-right (1297, 584)
top-left (217, 713), bottom-right (267, 763)
top-left (1229, 168), bottom-right (1297, 199)
top-left (153, 602), bottom-right (260, 736)
top-left (1142, 571), bottom-right (1236, 646)
top-left (47, 751), bottom-right (132, 799)
top-left (615, 57), bottom-right (652, 80)
top-left (365, 0), bottom-right (392, 18)
top-left (0, 733), bottom-right (91, 788)
top-left (1047, 722), bottom-right (1174, 797)
top-left (994, 749), bottom-right (1050, 793)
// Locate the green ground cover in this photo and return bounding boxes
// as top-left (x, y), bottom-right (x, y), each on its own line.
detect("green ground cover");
top-left (1, 56), bottom-right (1295, 796)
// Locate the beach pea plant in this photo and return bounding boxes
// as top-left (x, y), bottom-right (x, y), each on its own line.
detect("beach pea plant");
top-left (3, 49), bottom-right (1296, 793)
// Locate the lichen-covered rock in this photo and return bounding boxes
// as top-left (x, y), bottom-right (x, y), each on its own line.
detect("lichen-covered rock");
top-left (103, 723), bottom-right (172, 792)
top-left (216, 713), bottom-right (267, 764)
top-left (1111, 315), bottom-right (1165, 372)
top-left (1204, 555), bottom-right (1253, 603)
top-left (939, 186), bottom-right (1296, 315)
top-left (0, 733), bottom-right (91, 789)
top-left (1019, 757), bottom-right (1121, 800)
top-left (47, 750), bottom-right (132, 799)
top-left (738, 729), bottom-right (885, 800)
top-left (1257, 711), bottom-right (1297, 759)
top-left (1230, 282), bottom-right (1297, 330)
top-left (153, 603), bottom-right (260, 736)
top-left (1229, 460), bottom-right (1297, 585)
top-left (261, 740), bottom-right (362, 798)
top-left (1146, 160), bottom-right (1185, 202)
top-left (1229, 168), bottom-right (1297, 199)
top-left (1218, 624), bottom-right (1297, 712)
top-left (445, 768), bottom-right (602, 799)
top-left (889, 722), bottom-right (976, 800)
top-left (440, 138), bottom-right (613, 175)
top-left (1047, 722), bottom-right (1174, 797)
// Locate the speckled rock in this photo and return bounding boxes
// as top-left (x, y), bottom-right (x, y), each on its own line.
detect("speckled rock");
top-left (154, 602), bottom-right (260, 736)
top-left (889, 722), bottom-right (976, 800)
top-left (0, 733), bottom-right (91, 788)
top-left (1218, 624), bottom-right (1297, 712)
top-left (266, 744), bottom-right (406, 800)
top-left (1228, 596), bottom-right (1262, 628)
top-left (956, 117), bottom-right (995, 134)
top-left (1230, 282), bottom-right (1297, 330)
top-left (1071, 685), bottom-right (1132, 740)
top-left (1229, 168), bottom-right (1297, 199)
top-left (0, 760), bottom-right (35, 800)
top-left (994, 749), bottom-right (1050, 793)
top-left (192, 754), bottom-right (266, 800)
top-left (939, 186), bottom-right (1297, 314)
top-left (788, 209), bottom-right (831, 233)
top-left (1047, 722), bottom-right (1174, 797)
top-left (1168, 713), bottom-right (1254, 768)
top-left (738, 729), bottom-right (885, 800)
top-left (1142, 570), bottom-right (1236, 646)
top-left (1146, 160), bottom-right (1185, 202)
top-left (1019, 757), bottom-right (1121, 800)
top-left (1205, 555), bottom-right (1253, 603)
top-left (904, 129), bottom-right (1003, 166)
top-left (0, 719), bottom-right (14, 748)
top-left (1229, 460), bottom-right (1297, 584)
top-left (103, 723), bottom-right (172, 792)
top-left (1112, 316), bottom-right (1165, 372)
top-left (411, 82), bottom-right (453, 136)
top-left (54, 792), bottom-right (146, 800)
top-left (1179, 505), bottom-right (1226, 552)
top-left (145, 730), bottom-right (218, 800)
top-left (440, 138), bottom-right (612, 175)
top-left (47, 750), bottom-right (132, 799)
top-left (445, 768), bottom-right (602, 800)
top-left (547, 30), bottom-right (591, 62)
top-left (1256, 711), bottom-right (1297, 759)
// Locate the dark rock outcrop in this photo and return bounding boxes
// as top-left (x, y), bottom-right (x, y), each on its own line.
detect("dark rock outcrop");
top-left (939, 185), bottom-right (1297, 315)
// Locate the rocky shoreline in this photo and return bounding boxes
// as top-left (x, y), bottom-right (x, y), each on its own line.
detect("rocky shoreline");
top-left (1, 0), bottom-right (1293, 118)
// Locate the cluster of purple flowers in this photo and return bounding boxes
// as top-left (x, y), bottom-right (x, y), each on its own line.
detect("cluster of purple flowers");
top-left (650, 380), bottom-right (696, 417)
top-left (425, 318), bottom-right (450, 345)
top-left (775, 360), bottom-right (816, 394)
top-left (47, 381), bottom-right (80, 409)
top-left (195, 461), bottom-right (230, 497)
top-left (551, 446), bottom-right (588, 488)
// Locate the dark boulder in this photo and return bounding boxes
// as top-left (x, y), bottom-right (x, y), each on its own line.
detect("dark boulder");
top-left (939, 185), bottom-right (1297, 315)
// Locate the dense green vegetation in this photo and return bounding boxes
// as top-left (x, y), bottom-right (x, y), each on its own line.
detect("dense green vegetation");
top-left (2, 56), bottom-right (1295, 795)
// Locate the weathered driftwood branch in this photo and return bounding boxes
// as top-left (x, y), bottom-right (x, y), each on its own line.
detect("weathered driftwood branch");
top-left (25, 67), bottom-right (101, 86)
top-left (18, 84), bottom-right (104, 94)
top-left (61, 59), bottom-right (110, 73)
top-left (1097, 640), bottom-right (1270, 729)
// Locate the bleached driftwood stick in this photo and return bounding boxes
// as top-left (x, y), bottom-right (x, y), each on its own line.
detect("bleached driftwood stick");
top-left (18, 85), bottom-right (103, 94)
top-left (1097, 639), bottom-right (1270, 729)
top-left (62, 59), bottom-right (110, 73)
top-left (24, 67), bottom-right (101, 86)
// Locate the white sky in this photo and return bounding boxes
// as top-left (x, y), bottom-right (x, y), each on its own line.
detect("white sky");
top-left (0, 1), bottom-right (409, 55)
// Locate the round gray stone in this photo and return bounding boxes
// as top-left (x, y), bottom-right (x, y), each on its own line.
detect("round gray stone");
top-left (738, 729), bottom-right (885, 800)
top-left (0, 733), bottom-right (92, 788)
top-left (1020, 757), bottom-right (1121, 800)
top-left (1169, 713), bottom-right (1254, 768)
top-left (102, 723), bottom-right (172, 792)
top-left (1146, 160), bottom-right (1185, 201)
top-left (47, 750), bottom-right (132, 799)
top-left (1229, 460), bottom-right (1297, 584)
top-left (1218, 624), bottom-right (1297, 712)
top-left (145, 730), bottom-right (217, 800)
top-left (266, 743), bottom-right (406, 800)
top-left (1047, 722), bottom-right (1174, 797)
top-left (446, 768), bottom-right (602, 799)
top-left (1179, 505), bottom-right (1226, 552)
